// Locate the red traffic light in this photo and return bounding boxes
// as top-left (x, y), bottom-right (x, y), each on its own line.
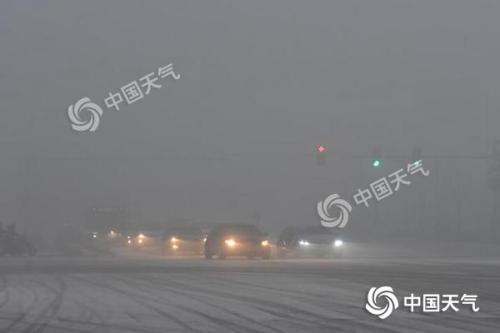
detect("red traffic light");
top-left (317, 145), bottom-right (327, 153)
top-left (316, 145), bottom-right (327, 165)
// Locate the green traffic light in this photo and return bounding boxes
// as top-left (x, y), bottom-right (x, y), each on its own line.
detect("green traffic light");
top-left (372, 160), bottom-right (382, 168)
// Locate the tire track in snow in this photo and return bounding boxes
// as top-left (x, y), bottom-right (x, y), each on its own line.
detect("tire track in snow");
top-left (118, 274), bottom-right (286, 333)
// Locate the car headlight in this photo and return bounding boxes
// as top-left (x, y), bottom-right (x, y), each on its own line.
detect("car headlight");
top-left (299, 240), bottom-right (310, 246)
top-left (334, 239), bottom-right (344, 248)
top-left (225, 239), bottom-right (237, 248)
top-left (261, 240), bottom-right (269, 247)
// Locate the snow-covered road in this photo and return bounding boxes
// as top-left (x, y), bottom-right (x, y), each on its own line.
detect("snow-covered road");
top-left (0, 256), bottom-right (499, 332)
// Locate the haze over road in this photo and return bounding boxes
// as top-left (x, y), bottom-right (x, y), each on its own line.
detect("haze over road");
top-left (1, 254), bottom-right (499, 333)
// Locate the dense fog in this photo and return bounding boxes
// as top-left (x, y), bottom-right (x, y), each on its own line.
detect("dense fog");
top-left (0, 1), bottom-right (498, 244)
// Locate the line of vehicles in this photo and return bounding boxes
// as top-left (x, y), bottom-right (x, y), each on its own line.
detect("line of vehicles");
top-left (118, 223), bottom-right (345, 260)
top-left (0, 221), bottom-right (345, 259)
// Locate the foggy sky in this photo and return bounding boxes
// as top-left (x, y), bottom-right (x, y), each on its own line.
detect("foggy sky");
top-left (0, 0), bottom-right (499, 236)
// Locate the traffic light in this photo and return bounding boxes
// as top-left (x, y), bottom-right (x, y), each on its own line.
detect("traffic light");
top-left (371, 147), bottom-right (382, 168)
top-left (316, 144), bottom-right (327, 165)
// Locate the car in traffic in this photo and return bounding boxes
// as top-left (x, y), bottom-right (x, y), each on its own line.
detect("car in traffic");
top-left (276, 226), bottom-right (344, 258)
top-left (161, 226), bottom-right (206, 256)
top-left (128, 230), bottom-right (162, 250)
top-left (204, 223), bottom-right (271, 259)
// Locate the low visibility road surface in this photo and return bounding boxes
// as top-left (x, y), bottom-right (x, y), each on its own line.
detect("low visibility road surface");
top-left (0, 256), bottom-right (499, 332)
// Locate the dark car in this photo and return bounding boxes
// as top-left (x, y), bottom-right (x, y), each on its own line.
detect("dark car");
top-left (128, 230), bottom-right (162, 250)
top-left (277, 226), bottom-right (344, 258)
top-left (0, 233), bottom-right (36, 257)
top-left (204, 224), bottom-right (271, 259)
top-left (161, 226), bottom-right (205, 256)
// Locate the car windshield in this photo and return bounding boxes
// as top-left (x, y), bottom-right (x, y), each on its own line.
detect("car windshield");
top-left (220, 225), bottom-right (261, 236)
top-left (298, 226), bottom-right (336, 236)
